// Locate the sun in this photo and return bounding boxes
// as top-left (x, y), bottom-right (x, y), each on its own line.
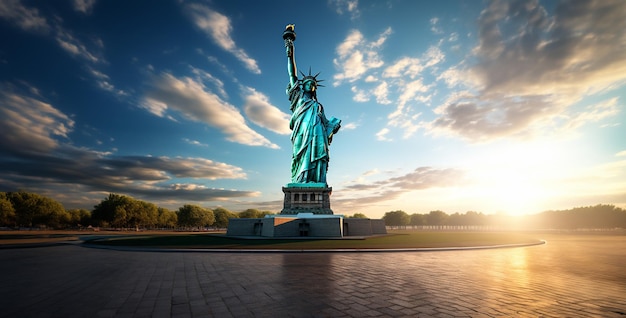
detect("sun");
top-left (461, 140), bottom-right (579, 216)
top-left (484, 170), bottom-right (546, 215)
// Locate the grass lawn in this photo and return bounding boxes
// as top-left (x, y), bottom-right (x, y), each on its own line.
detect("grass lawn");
top-left (0, 230), bottom-right (545, 249)
top-left (82, 230), bottom-right (543, 250)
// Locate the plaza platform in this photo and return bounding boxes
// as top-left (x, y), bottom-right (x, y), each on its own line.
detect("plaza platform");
top-left (0, 234), bottom-right (625, 317)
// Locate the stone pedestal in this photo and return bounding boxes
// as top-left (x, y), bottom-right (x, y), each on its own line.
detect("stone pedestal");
top-left (281, 183), bottom-right (333, 215)
top-left (227, 213), bottom-right (343, 237)
top-left (263, 213), bottom-right (343, 237)
top-left (226, 182), bottom-right (387, 238)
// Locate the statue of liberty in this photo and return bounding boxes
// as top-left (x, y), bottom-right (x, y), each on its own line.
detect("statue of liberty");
top-left (283, 24), bottom-right (341, 185)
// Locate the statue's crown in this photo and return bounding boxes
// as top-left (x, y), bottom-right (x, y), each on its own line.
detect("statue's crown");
top-left (300, 68), bottom-right (325, 87)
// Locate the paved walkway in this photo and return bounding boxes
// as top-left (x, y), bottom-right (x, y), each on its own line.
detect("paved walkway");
top-left (0, 233), bottom-right (625, 317)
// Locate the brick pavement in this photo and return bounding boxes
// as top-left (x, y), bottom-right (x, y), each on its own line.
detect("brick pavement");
top-left (0, 233), bottom-right (625, 317)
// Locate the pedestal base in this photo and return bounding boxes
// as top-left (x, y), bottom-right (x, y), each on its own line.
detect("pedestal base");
top-left (280, 184), bottom-right (333, 215)
top-left (225, 183), bottom-right (387, 238)
top-left (226, 214), bottom-right (388, 238)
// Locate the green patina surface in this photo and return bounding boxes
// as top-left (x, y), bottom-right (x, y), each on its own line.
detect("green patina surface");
top-left (286, 182), bottom-right (328, 188)
top-left (284, 24), bottom-right (341, 185)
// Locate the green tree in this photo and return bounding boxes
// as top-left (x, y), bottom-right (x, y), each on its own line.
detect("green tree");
top-left (410, 213), bottom-right (425, 228)
top-left (426, 210), bottom-right (448, 227)
top-left (92, 193), bottom-right (124, 227)
top-left (112, 204), bottom-right (128, 228)
top-left (92, 194), bottom-right (158, 229)
top-left (447, 212), bottom-right (463, 226)
top-left (67, 209), bottom-right (91, 227)
top-left (239, 209), bottom-right (262, 219)
top-left (6, 192), bottom-right (34, 227)
top-left (534, 204), bottom-right (626, 229)
top-left (383, 210), bottom-right (410, 228)
top-left (349, 213), bottom-right (368, 219)
top-left (213, 207), bottom-right (238, 228)
top-left (157, 207), bottom-right (177, 228)
top-left (127, 200), bottom-right (158, 229)
top-left (239, 210), bottom-right (276, 218)
top-left (259, 211), bottom-right (276, 217)
top-left (464, 211), bottom-right (486, 226)
top-left (0, 192), bottom-right (16, 227)
top-left (177, 205), bottom-right (215, 228)
top-left (7, 191), bottom-right (67, 228)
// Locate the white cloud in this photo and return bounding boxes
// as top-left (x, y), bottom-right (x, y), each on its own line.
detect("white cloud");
top-left (437, 67), bottom-right (466, 88)
top-left (336, 30), bottom-right (363, 57)
top-left (242, 88), bottom-right (291, 135)
top-left (0, 88), bottom-right (74, 155)
top-left (371, 27), bottom-right (392, 48)
top-left (182, 138), bottom-right (208, 147)
top-left (55, 29), bottom-right (101, 63)
top-left (141, 97), bottom-right (169, 117)
top-left (427, 0), bottom-right (626, 142)
top-left (152, 156), bottom-right (246, 180)
top-left (345, 168), bottom-right (379, 185)
top-left (3, 2), bottom-right (169, 112)
top-left (144, 72), bottom-right (279, 149)
top-left (376, 128), bottom-right (391, 141)
top-left (0, 2), bottom-right (117, 97)
top-left (562, 97), bottom-right (621, 132)
top-left (373, 81), bottom-right (391, 104)
top-left (186, 4), bottom-right (261, 74)
top-left (73, 0), bottom-right (96, 14)
top-left (364, 75), bottom-right (377, 82)
top-left (89, 68), bottom-right (108, 81)
top-left (333, 28), bottom-right (391, 85)
top-left (336, 167), bottom-right (465, 210)
top-left (448, 32), bottom-right (459, 42)
top-left (0, 90), bottom-right (255, 209)
top-left (0, 0), bottom-right (49, 33)
top-left (334, 27), bottom-right (443, 139)
top-left (363, 169), bottom-right (379, 177)
top-left (423, 46), bottom-right (445, 68)
top-left (382, 46), bottom-right (443, 79)
top-left (429, 94), bottom-right (567, 142)
top-left (383, 57), bottom-right (423, 79)
top-left (87, 67), bottom-right (126, 96)
top-left (170, 183), bottom-right (207, 191)
top-left (388, 79), bottom-right (429, 131)
top-left (1, 146), bottom-right (254, 203)
top-left (430, 17), bottom-right (443, 34)
top-left (329, 0), bottom-right (360, 20)
top-left (398, 80), bottom-right (429, 109)
top-left (474, 0), bottom-right (626, 96)
top-left (351, 86), bottom-right (369, 102)
top-left (190, 66), bottom-right (227, 99)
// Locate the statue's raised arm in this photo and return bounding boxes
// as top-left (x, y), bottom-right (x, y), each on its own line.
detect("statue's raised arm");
top-left (283, 24), bottom-right (298, 87)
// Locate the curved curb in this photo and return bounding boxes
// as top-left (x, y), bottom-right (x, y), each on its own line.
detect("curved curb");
top-left (80, 240), bottom-right (546, 253)
top-left (0, 239), bottom-right (82, 249)
top-left (0, 242), bottom-right (71, 249)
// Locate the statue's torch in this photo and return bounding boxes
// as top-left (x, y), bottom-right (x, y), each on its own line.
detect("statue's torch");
top-left (283, 24), bottom-right (296, 42)
top-left (283, 24), bottom-right (296, 56)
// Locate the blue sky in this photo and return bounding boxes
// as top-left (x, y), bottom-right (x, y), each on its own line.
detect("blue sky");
top-left (1, 0), bottom-right (625, 218)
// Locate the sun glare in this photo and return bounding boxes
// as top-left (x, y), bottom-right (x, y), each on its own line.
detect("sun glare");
top-left (463, 140), bottom-right (583, 215)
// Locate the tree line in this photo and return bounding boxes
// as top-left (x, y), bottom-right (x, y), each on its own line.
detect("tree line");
top-left (0, 191), bottom-right (371, 230)
top-left (0, 192), bottom-right (276, 230)
top-left (382, 205), bottom-right (626, 229)
top-left (2, 191), bottom-right (624, 230)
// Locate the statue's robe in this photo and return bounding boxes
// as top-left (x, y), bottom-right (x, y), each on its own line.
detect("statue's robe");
top-left (287, 82), bottom-right (340, 184)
